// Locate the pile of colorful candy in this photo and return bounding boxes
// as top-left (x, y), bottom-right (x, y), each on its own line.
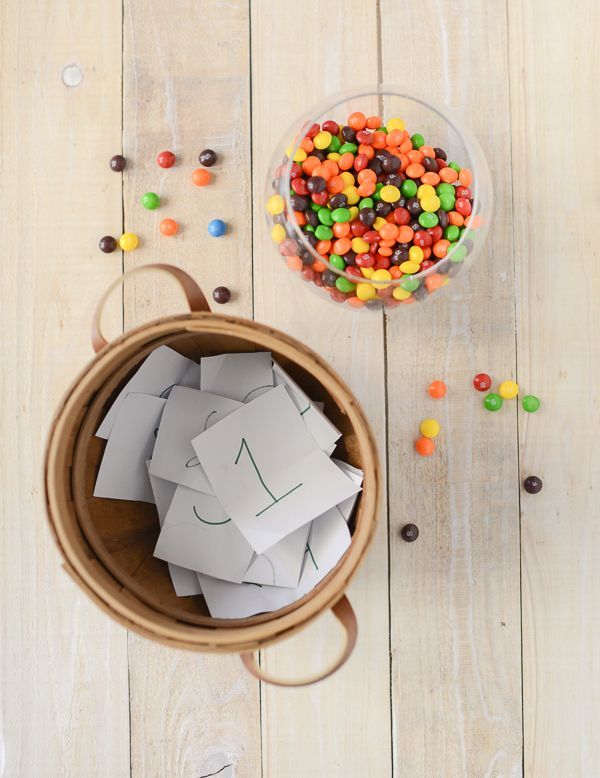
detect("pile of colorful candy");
top-left (473, 373), bottom-right (540, 414)
top-left (267, 112), bottom-right (477, 308)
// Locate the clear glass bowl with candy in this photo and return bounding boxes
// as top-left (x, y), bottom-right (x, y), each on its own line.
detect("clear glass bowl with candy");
top-left (265, 86), bottom-right (492, 310)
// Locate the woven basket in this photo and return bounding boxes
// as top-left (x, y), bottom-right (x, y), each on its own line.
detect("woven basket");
top-left (44, 264), bottom-right (380, 686)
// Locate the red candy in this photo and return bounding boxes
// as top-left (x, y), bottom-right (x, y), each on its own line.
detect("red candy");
top-left (455, 197), bottom-right (472, 217)
top-left (473, 373), bottom-right (492, 391)
top-left (157, 150), bottom-right (175, 168)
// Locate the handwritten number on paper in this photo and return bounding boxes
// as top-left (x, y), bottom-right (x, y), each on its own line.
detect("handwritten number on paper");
top-left (234, 437), bottom-right (302, 517)
top-left (186, 410), bottom-right (218, 468)
top-left (305, 542), bottom-right (318, 570)
top-left (193, 505), bottom-right (232, 525)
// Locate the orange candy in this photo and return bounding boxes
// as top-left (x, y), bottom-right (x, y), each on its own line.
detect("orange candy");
top-left (326, 175), bottom-right (344, 194)
top-left (311, 260), bottom-right (326, 272)
top-left (428, 380), bottom-right (447, 399)
top-left (159, 218), bottom-right (178, 236)
top-left (433, 239), bottom-right (450, 258)
top-left (386, 129), bottom-right (404, 147)
top-left (316, 240), bottom-right (331, 255)
top-left (357, 181), bottom-right (376, 197)
top-left (366, 115), bottom-right (382, 129)
top-left (415, 437), bottom-right (435, 456)
top-left (419, 145), bottom-right (435, 158)
top-left (372, 131), bottom-right (387, 149)
top-left (333, 221), bottom-right (351, 237)
top-left (439, 166), bottom-right (458, 183)
top-left (294, 210), bottom-right (306, 226)
top-left (397, 225), bottom-right (414, 243)
top-left (425, 273), bottom-right (445, 292)
top-left (399, 136), bottom-right (413, 154)
top-left (302, 156), bottom-right (321, 176)
top-left (347, 296), bottom-right (365, 308)
top-left (286, 255), bottom-right (302, 271)
top-left (333, 237), bottom-right (351, 255)
top-left (358, 143), bottom-right (375, 159)
top-left (300, 137), bottom-right (314, 153)
top-left (398, 153), bottom-right (409, 172)
top-left (407, 149), bottom-right (424, 164)
top-left (448, 211), bottom-right (465, 226)
top-left (421, 172), bottom-right (440, 186)
top-left (458, 167), bottom-right (473, 186)
top-left (406, 163), bottom-right (425, 179)
top-left (192, 168), bottom-right (211, 186)
top-left (357, 168), bottom-right (377, 184)
top-left (338, 152), bottom-right (355, 171)
top-left (378, 246), bottom-right (392, 256)
top-left (312, 164), bottom-right (331, 181)
top-left (347, 112), bottom-right (367, 131)
top-left (323, 158), bottom-right (339, 176)
top-left (389, 266), bottom-right (402, 278)
top-left (379, 222), bottom-right (399, 241)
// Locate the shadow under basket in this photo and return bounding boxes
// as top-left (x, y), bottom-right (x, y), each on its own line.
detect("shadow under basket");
top-left (44, 264), bottom-right (380, 686)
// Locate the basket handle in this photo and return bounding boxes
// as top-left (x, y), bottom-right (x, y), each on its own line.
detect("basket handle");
top-left (240, 594), bottom-right (357, 687)
top-left (91, 263), bottom-right (211, 353)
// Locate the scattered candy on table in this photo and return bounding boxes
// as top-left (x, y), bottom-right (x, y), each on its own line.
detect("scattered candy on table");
top-left (415, 437), bottom-right (435, 456)
top-left (498, 380), bottom-right (519, 400)
top-left (199, 148), bottom-right (218, 167)
top-left (119, 232), bottom-right (139, 251)
top-left (523, 475), bottom-right (543, 494)
top-left (208, 219), bottom-right (227, 237)
top-left (110, 154), bottom-right (126, 172)
top-left (401, 523), bottom-right (419, 542)
top-left (156, 150), bottom-right (176, 169)
top-left (483, 392), bottom-right (503, 412)
top-left (473, 373), bottom-right (492, 391)
top-left (267, 110), bottom-right (477, 307)
top-left (428, 380), bottom-right (447, 399)
top-left (419, 418), bottom-right (440, 439)
top-left (159, 218), bottom-right (178, 236)
top-left (141, 192), bottom-right (160, 210)
top-left (212, 286), bottom-right (231, 304)
top-left (192, 168), bottom-right (211, 187)
top-left (99, 235), bottom-right (117, 253)
top-left (522, 394), bottom-right (540, 413)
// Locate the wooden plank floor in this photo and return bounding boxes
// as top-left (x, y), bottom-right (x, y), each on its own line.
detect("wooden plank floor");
top-left (1, 1), bottom-right (598, 776)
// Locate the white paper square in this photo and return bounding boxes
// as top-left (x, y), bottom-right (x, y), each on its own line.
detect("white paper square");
top-left (149, 387), bottom-right (242, 493)
top-left (296, 507), bottom-right (351, 598)
top-left (153, 487), bottom-right (254, 584)
top-left (198, 574), bottom-right (297, 619)
top-left (96, 345), bottom-right (199, 438)
top-left (200, 351), bottom-right (273, 403)
top-left (243, 523), bottom-right (310, 588)
top-left (93, 393), bottom-right (165, 502)
top-left (191, 386), bottom-right (360, 554)
top-left (146, 463), bottom-right (203, 597)
top-left (332, 459), bottom-right (364, 522)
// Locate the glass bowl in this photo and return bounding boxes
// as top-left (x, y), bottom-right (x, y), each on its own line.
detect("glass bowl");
top-left (264, 86), bottom-right (492, 311)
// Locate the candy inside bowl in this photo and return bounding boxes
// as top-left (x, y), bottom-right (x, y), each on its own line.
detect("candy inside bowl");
top-left (265, 86), bottom-right (492, 311)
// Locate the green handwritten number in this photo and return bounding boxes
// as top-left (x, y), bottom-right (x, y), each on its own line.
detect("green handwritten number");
top-left (234, 437), bottom-right (303, 516)
top-left (305, 543), bottom-right (318, 570)
top-left (193, 505), bottom-right (232, 525)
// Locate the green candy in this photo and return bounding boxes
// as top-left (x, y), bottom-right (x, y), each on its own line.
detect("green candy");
top-left (339, 142), bottom-right (358, 154)
top-left (448, 161), bottom-right (461, 172)
top-left (401, 179), bottom-right (418, 198)
top-left (484, 393), bottom-right (503, 412)
top-left (314, 225), bottom-right (333, 241)
top-left (444, 224), bottom-right (460, 242)
top-left (310, 202), bottom-right (321, 212)
top-left (419, 212), bottom-right (438, 229)
top-left (448, 242), bottom-right (467, 263)
top-left (375, 127), bottom-right (388, 134)
top-left (411, 133), bottom-right (425, 149)
top-left (332, 207), bottom-right (351, 223)
top-left (327, 135), bottom-right (341, 153)
top-left (436, 182), bottom-right (455, 196)
top-left (304, 225), bottom-right (315, 233)
top-left (329, 253), bottom-right (346, 271)
top-left (359, 197), bottom-right (374, 210)
top-left (400, 276), bottom-right (420, 292)
top-left (438, 192), bottom-right (455, 212)
top-left (335, 276), bottom-right (355, 293)
top-left (318, 208), bottom-right (334, 226)
top-left (372, 182), bottom-right (384, 201)
top-left (522, 395), bottom-right (541, 413)
top-left (141, 192), bottom-right (160, 210)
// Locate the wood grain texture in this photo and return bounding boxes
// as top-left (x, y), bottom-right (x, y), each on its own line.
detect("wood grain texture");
top-left (380, 1), bottom-right (523, 775)
top-left (250, 1), bottom-right (392, 776)
top-left (508, 2), bottom-right (600, 775)
top-left (121, 2), bottom-right (261, 777)
top-left (0, 1), bottom-right (129, 776)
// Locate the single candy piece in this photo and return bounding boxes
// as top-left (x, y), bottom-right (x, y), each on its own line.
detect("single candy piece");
top-left (401, 523), bottom-right (419, 542)
top-left (99, 235), bottom-right (117, 253)
top-left (159, 218), bottom-right (178, 236)
top-left (420, 418), bottom-right (440, 439)
top-left (498, 380), bottom-right (519, 399)
top-left (192, 168), bottom-right (211, 186)
top-left (415, 437), bottom-right (435, 456)
top-left (266, 194), bottom-right (284, 215)
top-left (109, 154), bottom-right (126, 172)
top-left (208, 218), bottom-right (227, 237)
top-left (523, 475), bottom-right (543, 494)
top-left (119, 232), bottom-right (138, 251)
top-left (483, 393), bottom-right (503, 412)
top-left (199, 148), bottom-right (217, 167)
top-left (522, 394), bottom-right (540, 413)
top-left (428, 380), bottom-right (447, 399)
top-left (212, 286), bottom-right (231, 304)
top-left (473, 373), bottom-right (492, 391)
top-left (156, 150), bottom-right (176, 168)
top-left (335, 276), bottom-right (355, 293)
top-left (141, 192), bottom-right (160, 210)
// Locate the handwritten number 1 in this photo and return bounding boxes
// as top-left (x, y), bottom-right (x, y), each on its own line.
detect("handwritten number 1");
top-left (234, 437), bottom-right (302, 516)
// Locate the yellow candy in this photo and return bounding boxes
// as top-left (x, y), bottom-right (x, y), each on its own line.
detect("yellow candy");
top-left (340, 171), bottom-right (355, 186)
top-left (327, 152), bottom-right (341, 161)
top-left (266, 194), bottom-right (284, 215)
top-left (373, 216), bottom-right (387, 231)
top-left (408, 245), bottom-right (424, 263)
top-left (271, 224), bottom-right (286, 244)
top-left (498, 380), bottom-right (519, 399)
top-left (421, 195), bottom-right (441, 213)
top-left (342, 185), bottom-right (359, 205)
top-left (356, 282), bottom-right (377, 301)
top-left (119, 232), bottom-right (138, 251)
top-left (380, 185), bottom-right (401, 203)
top-left (360, 266), bottom-right (375, 279)
top-left (293, 147), bottom-right (307, 163)
top-left (417, 184), bottom-right (436, 200)
top-left (348, 206), bottom-right (359, 221)
top-left (386, 118), bottom-right (406, 132)
top-left (351, 237), bottom-right (370, 254)
top-left (313, 131), bottom-right (332, 150)
top-left (420, 418), bottom-right (440, 439)
top-left (399, 260), bottom-right (420, 274)
top-left (371, 269), bottom-right (392, 288)
top-left (392, 286), bottom-right (412, 301)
